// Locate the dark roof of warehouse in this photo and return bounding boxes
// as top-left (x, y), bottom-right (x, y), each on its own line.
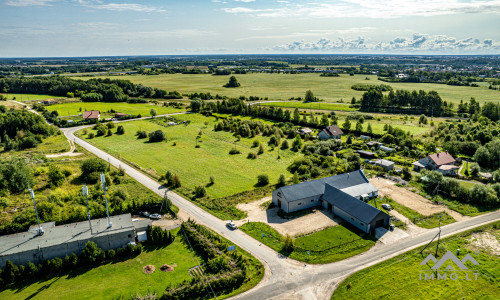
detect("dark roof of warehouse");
top-left (276, 169), bottom-right (375, 202)
top-left (322, 184), bottom-right (388, 224)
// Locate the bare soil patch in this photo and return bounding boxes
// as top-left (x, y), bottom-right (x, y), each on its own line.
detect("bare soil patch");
top-left (467, 232), bottom-right (500, 256)
top-left (160, 264), bottom-right (175, 272)
top-left (370, 177), bottom-right (467, 221)
top-left (143, 265), bottom-right (155, 274)
top-left (236, 197), bottom-right (340, 237)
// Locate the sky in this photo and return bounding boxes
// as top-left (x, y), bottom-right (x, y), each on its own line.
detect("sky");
top-left (0, 0), bottom-right (499, 57)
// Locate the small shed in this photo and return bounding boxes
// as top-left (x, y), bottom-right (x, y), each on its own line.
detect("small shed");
top-left (373, 159), bottom-right (395, 171)
top-left (356, 150), bottom-right (376, 158)
top-left (360, 135), bottom-right (371, 140)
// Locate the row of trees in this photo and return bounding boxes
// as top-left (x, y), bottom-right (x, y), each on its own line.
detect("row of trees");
top-left (0, 77), bottom-right (182, 102)
top-left (0, 241), bottom-right (142, 287)
top-left (360, 88), bottom-right (445, 113)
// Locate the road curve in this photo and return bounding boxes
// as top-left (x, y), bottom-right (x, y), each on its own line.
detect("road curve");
top-left (62, 123), bottom-right (500, 300)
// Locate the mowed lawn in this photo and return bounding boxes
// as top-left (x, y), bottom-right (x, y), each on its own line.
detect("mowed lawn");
top-left (332, 223), bottom-right (500, 300)
top-left (74, 73), bottom-right (500, 105)
top-left (49, 102), bottom-right (185, 117)
top-left (0, 229), bottom-right (202, 300)
top-left (80, 114), bottom-right (302, 198)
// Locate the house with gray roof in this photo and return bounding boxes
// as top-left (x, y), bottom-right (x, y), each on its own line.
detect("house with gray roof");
top-left (272, 170), bottom-right (378, 214)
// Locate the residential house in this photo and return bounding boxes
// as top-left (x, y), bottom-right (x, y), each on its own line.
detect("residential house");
top-left (83, 110), bottom-right (100, 120)
top-left (318, 125), bottom-right (343, 140)
top-left (412, 151), bottom-right (458, 175)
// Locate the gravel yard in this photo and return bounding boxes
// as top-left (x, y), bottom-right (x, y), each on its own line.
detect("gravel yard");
top-left (236, 197), bottom-right (340, 237)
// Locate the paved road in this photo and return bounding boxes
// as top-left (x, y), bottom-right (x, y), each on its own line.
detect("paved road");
top-left (62, 124), bottom-right (500, 299)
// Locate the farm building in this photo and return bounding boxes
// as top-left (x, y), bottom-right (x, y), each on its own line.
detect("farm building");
top-left (318, 125), bottom-right (343, 140)
top-left (272, 170), bottom-right (378, 213)
top-left (272, 170), bottom-right (386, 234)
top-left (322, 185), bottom-right (390, 234)
top-left (373, 159), bottom-right (395, 171)
top-left (83, 110), bottom-right (100, 120)
top-left (0, 214), bottom-right (150, 267)
top-left (115, 113), bottom-right (129, 118)
top-left (412, 151), bottom-right (457, 175)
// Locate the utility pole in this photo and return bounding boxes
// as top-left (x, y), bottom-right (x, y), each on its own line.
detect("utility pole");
top-left (28, 189), bottom-right (44, 236)
top-left (100, 173), bottom-right (112, 228)
top-left (435, 215), bottom-right (442, 257)
top-left (82, 185), bottom-right (93, 234)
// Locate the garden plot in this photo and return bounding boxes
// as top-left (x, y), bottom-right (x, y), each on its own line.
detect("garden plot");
top-left (236, 197), bottom-right (340, 237)
top-left (371, 177), bottom-right (467, 221)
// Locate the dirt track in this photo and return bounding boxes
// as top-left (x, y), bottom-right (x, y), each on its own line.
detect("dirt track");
top-left (236, 197), bottom-right (340, 237)
top-left (371, 177), bottom-right (468, 221)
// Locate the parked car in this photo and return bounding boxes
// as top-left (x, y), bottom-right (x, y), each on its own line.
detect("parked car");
top-left (226, 222), bottom-right (238, 230)
top-left (149, 213), bottom-right (161, 220)
top-left (381, 204), bottom-right (392, 210)
top-left (140, 211), bottom-right (150, 217)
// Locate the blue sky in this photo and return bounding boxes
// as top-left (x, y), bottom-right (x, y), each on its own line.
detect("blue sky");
top-left (0, 0), bottom-right (499, 57)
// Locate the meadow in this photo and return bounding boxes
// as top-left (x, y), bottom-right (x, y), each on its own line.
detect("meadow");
top-left (78, 114), bottom-right (303, 199)
top-left (0, 228), bottom-right (202, 300)
top-left (48, 101), bottom-right (186, 117)
top-left (332, 222), bottom-right (500, 300)
top-left (73, 73), bottom-right (500, 105)
top-left (257, 101), bottom-right (357, 111)
top-left (0, 93), bottom-right (66, 102)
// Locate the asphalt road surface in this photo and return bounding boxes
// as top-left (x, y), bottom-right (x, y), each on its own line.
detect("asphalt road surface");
top-left (63, 124), bottom-right (500, 300)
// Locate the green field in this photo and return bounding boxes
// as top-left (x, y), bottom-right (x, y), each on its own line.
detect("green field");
top-left (258, 101), bottom-right (357, 112)
top-left (48, 102), bottom-right (185, 117)
top-left (239, 222), bottom-right (375, 264)
top-left (332, 222), bottom-right (500, 300)
top-left (0, 228), bottom-right (201, 300)
top-left (0, 93), bottom-right (66, 102)
top-left (73, 73), bottom-right (500, 105)
top-left (78, 114), bottom-right (302, 199)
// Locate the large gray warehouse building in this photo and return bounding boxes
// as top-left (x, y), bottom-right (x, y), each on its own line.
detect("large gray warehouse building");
top-left (272, 170), bottom-right (390, 234)
top-left (0, 213), bottom-right (150, 267)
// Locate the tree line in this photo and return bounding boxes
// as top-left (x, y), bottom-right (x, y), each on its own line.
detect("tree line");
top-left (0, 77), bottom-right (182, 102)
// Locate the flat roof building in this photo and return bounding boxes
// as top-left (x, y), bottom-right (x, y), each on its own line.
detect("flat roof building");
top-left (0, 214), bottom-right (141, 267)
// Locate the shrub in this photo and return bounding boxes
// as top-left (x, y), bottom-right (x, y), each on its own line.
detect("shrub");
top-left (48, 164), bottom-right (65, 187)
top-left (96, 125), bottom-right (107, 136)
top-left (258, 144), bottom-right (265, 155)
top-left (106, 129), bottom-right (113, 136)
top-left (252, 140), bottom-right (260, 147)
top-left (247, 152), bottom-right (257, 159)
top-left (209, 176), bottom-right (215, 185)
top-left (80, 158), bottom-right (107, 184)
top-left (229, 148), bottom-right (241, 155)
top-left (281, 140), bottom-right (289, 149)
top-left (88, 133), bottom-right (95, 139)
top-left (282, 234), bottom-right (295, 252)
top-left (257, 174), bottom-right (269, 186)
top-left (137, 130), bottom-right (147, 139)
top-left (106, 122), bottom-right (115, 129)
top-left (82, 241), bottom-right (105, 265)
top-left (470, 163), bottom-right (480, 177)
top-left (172, 174), bottom-right (181, 188)
top-left (278, 174), bottom-right (286, 187)
top-left (116, 125), bottom-right (125, 135)
top-left (165, 171), bottom-right (174, 186)
top-left (148, 130), bottom-right (166, 142)
top-left (194, 185), bottom-right (207, 198)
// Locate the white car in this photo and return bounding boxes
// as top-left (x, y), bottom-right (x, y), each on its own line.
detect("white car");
top-left (226, 222), bottom-right (238, 230)
top-left (149, 213), bottom-right (162, 220)
top-left (381, 204), bottom-right (392, 210)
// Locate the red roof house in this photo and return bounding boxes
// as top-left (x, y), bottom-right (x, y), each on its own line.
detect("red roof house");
top-left (83, 110), bottom-right (100, 120)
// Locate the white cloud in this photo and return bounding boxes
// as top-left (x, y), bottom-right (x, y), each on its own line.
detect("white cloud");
top-left (76, 0), bottom-right (166, 13)
top-left (5, 0), bottom-right (56, 6)
top-left (222, 0), bottom-right (500, 18)
top-left (76, 22), bottom-right (118, 29)
top-left (234, 0), bottom-right (255, 2)
top-left (273, 34), bottom-right (500, 53)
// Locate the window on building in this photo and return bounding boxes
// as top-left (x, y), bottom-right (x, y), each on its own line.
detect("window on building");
top-left (311, 199), bottom-right (314, 202)
top-left (298, 203), bottom-right (302, 205)
top-left (128, 234), bottom-right (132, 238)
